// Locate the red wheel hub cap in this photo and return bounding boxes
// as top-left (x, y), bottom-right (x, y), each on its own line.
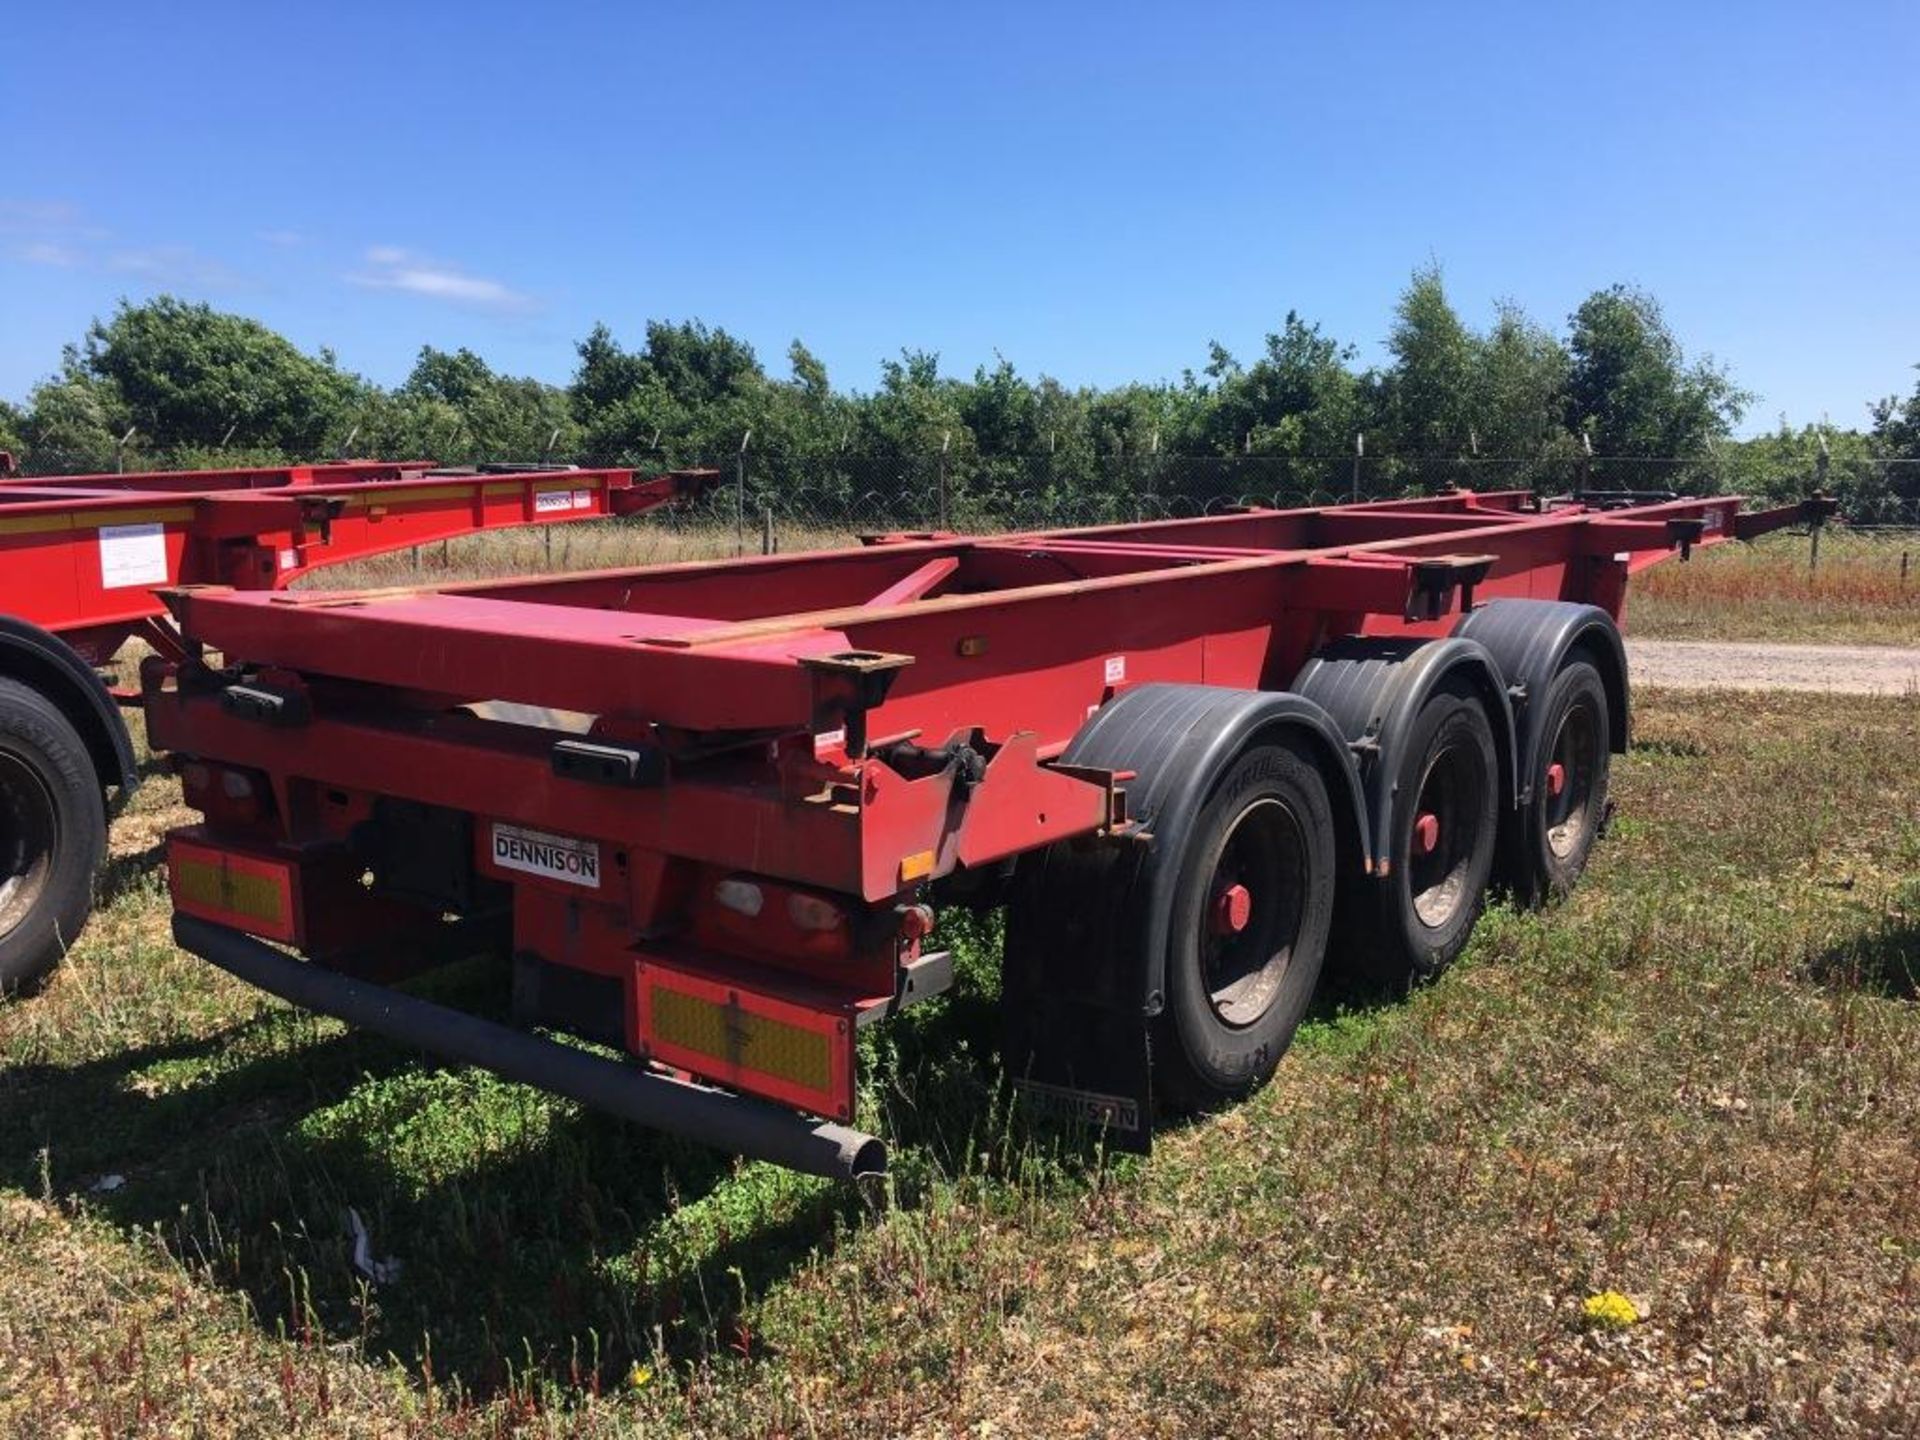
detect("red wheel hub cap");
top-left (1545, 761), bottom-right (1567, 798)
top-left (1412, 812), bottom-right (1441, 856)
top-left (1211, 882), bottom-right (1253, 935)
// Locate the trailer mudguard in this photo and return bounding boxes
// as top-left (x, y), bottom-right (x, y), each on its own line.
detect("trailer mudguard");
top-left (0, 614), bottom-right (138, 801)
top-left (1290, 636), bottom-right (1517, 873)
top-left (1066, 683), bottom-right (1371, 1005)
top-left (1002, 684), bottom-right (1368, 1150)
top-left (1451, 600), bottom-right (1628, 797)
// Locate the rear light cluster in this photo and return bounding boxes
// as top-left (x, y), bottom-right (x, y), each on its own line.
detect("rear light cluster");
top-left (695, 873), bottom-right (936, 981)
top-left (178, 760), bottom-right (265, 825)
top-left (713, 877), bottom-right (765, 918)
top-left (699, 873), bottom-right (856, 967)
top-left (713, 877), bottom-right (848, 933)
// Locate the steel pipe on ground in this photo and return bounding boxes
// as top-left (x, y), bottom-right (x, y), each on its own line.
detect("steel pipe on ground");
top-left (171, 914), bottom-right (886, 1181)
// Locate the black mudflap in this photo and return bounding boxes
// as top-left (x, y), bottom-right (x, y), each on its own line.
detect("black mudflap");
top-left (1001, 838), bottom-right (1155, 1154)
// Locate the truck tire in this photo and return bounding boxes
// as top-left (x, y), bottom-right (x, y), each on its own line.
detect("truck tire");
top-left (1503, 658), bottom-right (1610, 903)
top-left (1157, 741), bottom-right (1337, 1105)
top-left (1351, 677), bottom-right (1498, 982)
top-left (1004, 685), bottom-right (1362, 1136)
top-left (0, 677), bottom-right (104, 995)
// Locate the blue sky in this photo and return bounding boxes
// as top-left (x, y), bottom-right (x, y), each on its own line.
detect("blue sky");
top-left (2, 1), bottom-right (1915, 436)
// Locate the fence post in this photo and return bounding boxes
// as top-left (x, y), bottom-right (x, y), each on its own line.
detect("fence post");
top-left (1812, 433), bottom-right (1830, 573)
top-left (762, 506), bottom-right (775, 556)
top-left (1350, 433), bottom-right (1364, 502)
top-left (735, 429), bottom-right (752, 556)
top-left (938, 430), bottom-right (951, 529)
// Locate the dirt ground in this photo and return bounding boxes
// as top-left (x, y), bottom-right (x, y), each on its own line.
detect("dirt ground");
top-left (1626, 638), bottom-right (1920, 694)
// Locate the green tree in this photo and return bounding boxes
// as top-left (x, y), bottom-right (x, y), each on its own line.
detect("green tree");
top-left (569, 319), bottom-right (777, 460)
top-left (780, 340), bottom-right (855, 455)
top-left (1476, 302), bottom-right (1573, 459)
top-left (19, 369), bottom-right (131, 469)
top-left (395, 346), bottom-right (578, 461)
top-left (1564, 286), bottom-right (1747, 455)
top-left (78, 296), bottom-right (361, 455)
top-left (859, 350), bottom-right (973, 455)
top-left (1383, 266), bottom-right (1477, 455)
top-left (0, 399), bottom-right (24, 459)
top-left (1178, 315), bottom-right (1368, 463)
top-left (1869, 365), bottom-right (1920, 460)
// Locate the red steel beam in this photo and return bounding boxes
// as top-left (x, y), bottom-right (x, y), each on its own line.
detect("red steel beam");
top-left (158, 492), bottom-right (1775, 739)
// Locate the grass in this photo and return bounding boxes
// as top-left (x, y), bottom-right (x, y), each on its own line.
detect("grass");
top-left (1631, 528), bottom-right (1920, 645)
top-left (312, 517), bottom-right (1920, 648)
top-left (2, 687), bottom-right (1917, 1436)
top-left (307, 518), bottom-right (859, 591)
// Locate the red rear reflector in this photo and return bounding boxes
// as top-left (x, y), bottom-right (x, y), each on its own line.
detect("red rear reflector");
top-left (168, 837), bottom-right (297, 943)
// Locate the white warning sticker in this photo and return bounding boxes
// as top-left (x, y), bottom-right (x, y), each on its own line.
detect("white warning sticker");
top-left (490, 822), bottom-right (601, 888)
top-left (98, 522), bottom-right (169, 589)
top-left (1103, 655), bottom-right (1127, 685)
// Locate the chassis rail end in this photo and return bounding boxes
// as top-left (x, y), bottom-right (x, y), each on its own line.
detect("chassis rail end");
top-left (171, 914), bottom-right (886, 1182)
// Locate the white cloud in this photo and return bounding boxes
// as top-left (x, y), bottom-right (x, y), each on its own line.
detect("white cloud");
top-left (107, 246), bottom-right (252, 289)
top-left (0, 199), bottom-right (93, 235)
top-left (14, 240), bottom-right (80, 267)
top-left (2, 199), bottom-right (103, 267)
top-left (1, 200), bottom-right (249, 290)
top-left (348, 246), bottom-right (535, 313)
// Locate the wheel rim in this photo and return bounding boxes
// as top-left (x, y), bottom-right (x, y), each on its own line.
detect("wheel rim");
top-left (0, 751), bottom-right (58, 940)
top-left (1406, 733), bottom-right (1491, 930)
top-left (1197, 796), bottom-right (1307, 1028)
top-left (1544, 695), bottom-right (1602, 860)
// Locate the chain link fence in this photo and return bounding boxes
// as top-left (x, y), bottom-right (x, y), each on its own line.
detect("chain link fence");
top-left (12, 445), bottom-right (1920, 588)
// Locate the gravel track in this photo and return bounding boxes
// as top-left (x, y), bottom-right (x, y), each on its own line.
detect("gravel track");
top-left (1626, 639), bottom-right (1920, 694)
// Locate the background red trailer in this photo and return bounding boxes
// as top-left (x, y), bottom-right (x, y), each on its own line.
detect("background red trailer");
top-left (0, 459), bottom-right (713, 993)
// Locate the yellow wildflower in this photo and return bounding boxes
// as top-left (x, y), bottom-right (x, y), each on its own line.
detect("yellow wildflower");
top-left (628, 1363), bottom-right (654, 1389)
top-left (1581, 1290), bottom-right (1641, 1330)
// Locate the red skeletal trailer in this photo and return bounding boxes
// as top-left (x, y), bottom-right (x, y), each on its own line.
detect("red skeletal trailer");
top-left (133, 485), bottom-right (1829, 1178)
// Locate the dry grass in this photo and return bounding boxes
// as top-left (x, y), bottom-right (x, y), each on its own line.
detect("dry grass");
top-left (2, 688), bottom-right (1918, 1436)
top-left (1631, 529), bottom-right (1920, 645)
top-left (307, 519), bottom-right (860, 591)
